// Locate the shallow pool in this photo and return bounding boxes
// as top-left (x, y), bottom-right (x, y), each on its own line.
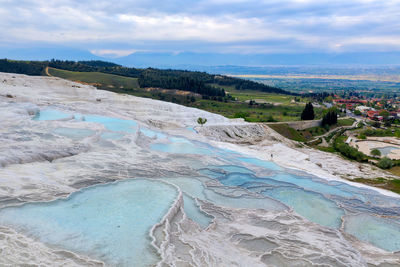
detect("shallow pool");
top-left (344, 213), bottom-right (400, 252)
top-left (151, 139), bottom-right (213, 155)
top-left (33, 109), bottom-right (73, 121)
top-left (30, 108), bottom-right (400, 253)
top-left (0, 179), bottom-right (178, 267)
top-left (377, 146), bottom-right (400, 156)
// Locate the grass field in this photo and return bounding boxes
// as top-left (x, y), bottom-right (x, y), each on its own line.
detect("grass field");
top-left (192, 100), bottom-right (323, 122)
top-left (208, 84), bottom-right (304, 105)
top-left (228, 89), bottom-right (299, 104)
top-left (48, 68), bottom-right (139, 89)
top-left (337, 118), bottom-right (355, 126)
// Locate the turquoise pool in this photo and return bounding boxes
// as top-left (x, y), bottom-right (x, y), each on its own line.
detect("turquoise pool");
top-left (25, 108), bottom-right (400, 256)
top-left (0, 179), bottom-right (178, 266)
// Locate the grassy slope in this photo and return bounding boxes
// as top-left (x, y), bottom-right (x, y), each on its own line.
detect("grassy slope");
top-left (48, 67), bottom-right (139, 89)
top-left (268, 124), bottom-right (306, 142)
top-left (353, 177), bottom-right (400, 194)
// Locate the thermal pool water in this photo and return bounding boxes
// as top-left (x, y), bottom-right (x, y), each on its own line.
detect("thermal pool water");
top-left (0, 179), bottom-right (178, 266)
top-left (1, 107), bottom-right (400, 265)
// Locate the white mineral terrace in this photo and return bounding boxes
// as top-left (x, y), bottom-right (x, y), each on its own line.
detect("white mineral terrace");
top-left (0, 72), bottom-right (399, 266)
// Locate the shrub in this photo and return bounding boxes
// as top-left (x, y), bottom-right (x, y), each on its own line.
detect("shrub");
top-left (370, 149), bottom-right (381, 157)
top-left (234, 112), bottom-right (250, 119)
top-left (378, 157), bottom-right (393, 169)
top-left (384, 121), bottom-right (392, 127)
top-left (266, 115), bottom-right (277, 122)
top-left (197, 117), bottom-right (207, 126)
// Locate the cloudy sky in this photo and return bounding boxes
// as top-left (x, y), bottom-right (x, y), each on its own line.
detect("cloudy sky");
top-left (0, 0), bottom-right (399, 58)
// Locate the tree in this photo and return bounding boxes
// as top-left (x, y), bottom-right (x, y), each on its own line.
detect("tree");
top-left (321, 108), bottom-right (338, 126)
top-left (379, 110), bottom-right (389, 120)
top-left (384, 121), bottom-right (392, 127)
top-left (301, 102), bottom-right (315, 120)
top-left (197, 117), bottom-right (207, 126)
top-left (324, 96), bottom-right (333, 103)
top-left (372, 121), bottom-right (381, 128)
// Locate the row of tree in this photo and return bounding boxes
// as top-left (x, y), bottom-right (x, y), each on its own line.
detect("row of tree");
top-left (301, 103), bottom-right (338, 126)
top-left (138, 71), bottom-right (226, 97)
top-left (0, 59), bottom-right (44, 75)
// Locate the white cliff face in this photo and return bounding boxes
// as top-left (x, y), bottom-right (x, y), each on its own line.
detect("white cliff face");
top-left (0, 72), bottom-right (400, 266)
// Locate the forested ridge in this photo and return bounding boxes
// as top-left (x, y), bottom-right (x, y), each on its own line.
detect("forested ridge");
top-left (0, 59), bottom-right (45, 76)
top-left (0, 59), bottom-right (292, 97)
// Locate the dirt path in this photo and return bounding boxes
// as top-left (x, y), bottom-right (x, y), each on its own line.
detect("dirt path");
top-left (307, 118), bottom-right (359, 144)
top-left (45, 67), bottom-right (53, 77)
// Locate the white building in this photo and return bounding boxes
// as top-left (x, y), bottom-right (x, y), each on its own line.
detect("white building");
top-left (355, 105), bottom-right (374, 114)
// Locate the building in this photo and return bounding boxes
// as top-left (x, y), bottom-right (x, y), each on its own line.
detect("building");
top-left (367, 110), bottom-right (379, 120)
top-left (355, 105), bottom-right (374, 114)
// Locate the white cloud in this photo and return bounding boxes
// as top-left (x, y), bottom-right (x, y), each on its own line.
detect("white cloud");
top-left (90, 49), bottom-right (141, 58)
top-left (0, 0), bottom-right (399, 54)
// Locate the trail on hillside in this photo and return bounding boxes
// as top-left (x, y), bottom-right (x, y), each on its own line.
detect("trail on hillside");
top-left (45, 67), bottom-right (53, 77)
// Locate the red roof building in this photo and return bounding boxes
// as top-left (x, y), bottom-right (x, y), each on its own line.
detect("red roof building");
top-left (367, 110), bottom-right (379, 119)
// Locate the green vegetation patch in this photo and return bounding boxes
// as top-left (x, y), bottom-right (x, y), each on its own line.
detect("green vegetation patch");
top-left (378, 157), bottom-right (394, 169)
top-left (299, 126), bottom-right (329, 140)
top-left (337, 118), bottom-right (355, 127)
top-left (370, 148), bottom-right (382, 157)
top-left (361, 128), bottom-right (400, 138)
top-left (333, 136), bottom-right (368, 162)
top-left (316, 146), bottom-right (336, 153)
top-left (227, 89), bottom-right (299, 104)
top-left (268, 123), bottom-right (306, 142)
top-left (191, 99), bottom-right (316, 122)
top-left (353, 177), bottom-right (400, 194)
top-left (48, 68), bottom-right (139, 89)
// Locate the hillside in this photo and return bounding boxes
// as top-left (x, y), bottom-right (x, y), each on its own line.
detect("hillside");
top-left (47, 67), bottom-right (139, 89)
top-left (0, 59), bottom-right (292, 96)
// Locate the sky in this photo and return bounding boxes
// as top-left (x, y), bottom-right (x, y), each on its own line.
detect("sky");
top-left (0, 0), bottom-right (399, 60)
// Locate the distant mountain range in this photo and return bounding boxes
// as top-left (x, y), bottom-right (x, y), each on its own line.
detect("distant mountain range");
top-left (112, 51), bottom-right (400, 69)
top-left (1, 47), bottom-right (400, 73)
